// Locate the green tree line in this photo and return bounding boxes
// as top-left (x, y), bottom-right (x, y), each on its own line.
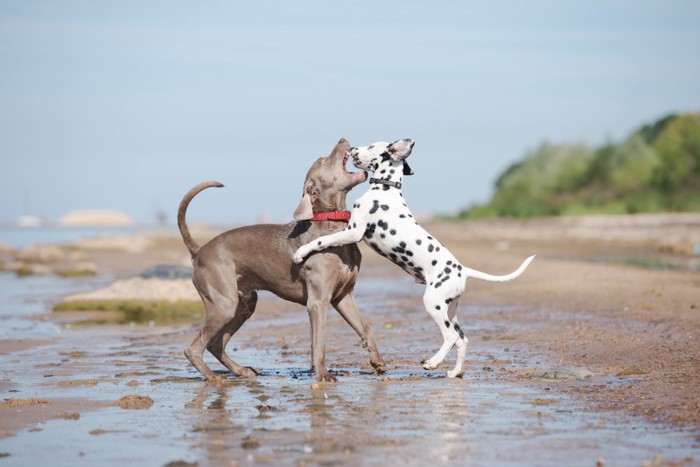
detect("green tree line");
top-left (459, 113), bottom-right (700, 218)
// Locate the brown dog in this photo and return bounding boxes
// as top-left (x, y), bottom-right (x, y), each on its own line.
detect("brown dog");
top-left (177, 138), bottom-right (385, 382)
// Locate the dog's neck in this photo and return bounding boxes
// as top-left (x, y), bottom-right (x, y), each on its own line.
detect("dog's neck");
top-left (313, 192), bottom-right (348, 213)
top-left (369, 162), bottom-right (404, 191)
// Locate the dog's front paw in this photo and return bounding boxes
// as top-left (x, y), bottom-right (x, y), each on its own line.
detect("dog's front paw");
top-left (292, 248), bottom-right (306, 264)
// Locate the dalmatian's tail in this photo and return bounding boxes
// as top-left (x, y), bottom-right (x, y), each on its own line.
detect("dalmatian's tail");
top-left (463, 255), bottom-right (535, 282)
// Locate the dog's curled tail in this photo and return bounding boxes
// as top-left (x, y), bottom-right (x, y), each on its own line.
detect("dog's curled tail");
top-left (464, 255), bottom-right (535, 282)
top-left (177, 181), bottom-right (224, 257)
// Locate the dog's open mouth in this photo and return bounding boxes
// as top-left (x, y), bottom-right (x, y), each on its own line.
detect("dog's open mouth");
top-left (343, 150), bottom-right (368, 181)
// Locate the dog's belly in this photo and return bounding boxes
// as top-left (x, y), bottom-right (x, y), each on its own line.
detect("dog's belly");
top-left (362, 219), bottom-right (462, 285)
top-left (361, 220), bottom-right (430, 282)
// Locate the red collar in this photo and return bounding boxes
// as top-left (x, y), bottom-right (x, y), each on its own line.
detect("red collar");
top-left (310, 211), bottom-right (351, 221)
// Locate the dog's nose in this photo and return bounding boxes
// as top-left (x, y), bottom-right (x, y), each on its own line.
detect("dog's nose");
top-left (338, 138), bottom-right (347, 144)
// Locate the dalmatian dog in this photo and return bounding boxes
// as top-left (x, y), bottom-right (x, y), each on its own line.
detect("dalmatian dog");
top-left (293, 139), bottom-right (535, 378)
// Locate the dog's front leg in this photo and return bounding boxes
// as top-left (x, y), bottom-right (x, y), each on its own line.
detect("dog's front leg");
top-left (293, 225), bottom-right (365, 263)
top-left (305, 285), bottom-right (336, 382)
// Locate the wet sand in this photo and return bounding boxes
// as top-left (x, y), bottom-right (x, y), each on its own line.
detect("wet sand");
top-left (0, 214), bottom-right (699, 465)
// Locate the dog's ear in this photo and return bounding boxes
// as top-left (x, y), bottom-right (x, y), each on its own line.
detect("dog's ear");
top-left (293, 180), bottom-right (316, 220)
top-left (387, 139), bottom-right (414, 162)
top-left (293, 193), bottom-right (313, 220)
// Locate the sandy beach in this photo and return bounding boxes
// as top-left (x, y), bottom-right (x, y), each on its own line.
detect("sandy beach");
top-left (0, 214), bottom-right (699, 466)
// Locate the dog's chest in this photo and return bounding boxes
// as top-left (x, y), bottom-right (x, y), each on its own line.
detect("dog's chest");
top-left (358, 201), bottom-right (433, 281)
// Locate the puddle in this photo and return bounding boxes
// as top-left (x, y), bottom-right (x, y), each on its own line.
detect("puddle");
top-left (0, 272), bottom-right (114, 339)
top-left (1, 268), bottom-right (698, 466)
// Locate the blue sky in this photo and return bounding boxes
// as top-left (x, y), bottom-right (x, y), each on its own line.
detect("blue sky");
top-left (1, 1), bottom-right (699, 225)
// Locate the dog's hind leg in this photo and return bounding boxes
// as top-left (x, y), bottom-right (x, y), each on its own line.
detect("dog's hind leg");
top-left (333, 293), bottom-right (386, 374)
top-left (445, 297), bottom-right (468, 378)
top-left (185, 269), bottom-right (240, 381)
top-left (421, 290), bottom-right (463, 374)
top-left (207, 289), bottom-right (259, 378)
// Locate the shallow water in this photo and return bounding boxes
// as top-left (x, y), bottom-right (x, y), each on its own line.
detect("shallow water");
top-left (1, 267), bottom-right (698, 466)
top-left (0, 271), bottom-right (114, 339)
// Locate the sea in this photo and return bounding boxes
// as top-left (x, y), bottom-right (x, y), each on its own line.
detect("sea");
top-left (0, 225), bottom-right (149, 249)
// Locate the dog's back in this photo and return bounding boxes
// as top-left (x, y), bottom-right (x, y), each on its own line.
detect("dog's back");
top-left (195, 221), bottom-right (361, 304)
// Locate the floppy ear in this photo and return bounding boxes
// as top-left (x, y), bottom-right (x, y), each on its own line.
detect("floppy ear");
top-left (293, 193), bottom-right (313, 220)
top-left (293, 179), bottom-right (316, 220)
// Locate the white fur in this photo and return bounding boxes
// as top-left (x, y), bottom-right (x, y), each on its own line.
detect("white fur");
top-left (294, 139), bottom-right (535, 378)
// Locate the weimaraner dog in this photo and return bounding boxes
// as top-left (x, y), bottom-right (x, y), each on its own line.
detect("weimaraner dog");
top-left (177, 138), bottom-right (386, 382)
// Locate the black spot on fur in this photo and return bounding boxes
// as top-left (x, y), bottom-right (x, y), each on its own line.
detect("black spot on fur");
top-left (447, 260), bottom-right (452, 265)
top-left (378, 220), bottom-right (389, 230)
top-left (380, 204), bottom-right (389, 211)
top-left (445, 297), bottom-right (454, 304)
top-left (454, 323), bottom-right (465, 339)
top-left (432, 259), bottom-right (438, 266)
top-left (444, 267), bottom-right (452, 274)
top-left (444, 320), bottom-right (450, 328)
top-left (390, 229), bottom-right (396, 235)
top-left (416, 239), bottom-right (422, 245)
top-left (428, 244), bottom-right (434, 253)
top-left (317, 241), bottom-right (321, 246)
top-left (399, 214), bottom-right (406, 218)
top-left (364, 222), bottom-right (377, 239)
top-left (369, 201), bottom-right (380, 214)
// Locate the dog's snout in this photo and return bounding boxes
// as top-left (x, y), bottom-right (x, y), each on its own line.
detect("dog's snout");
top-left (338, 138), bottom-right (347, 144)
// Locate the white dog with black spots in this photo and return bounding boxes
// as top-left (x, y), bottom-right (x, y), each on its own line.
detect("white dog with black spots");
top-left (293, 139), bottom-right (535, 378)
